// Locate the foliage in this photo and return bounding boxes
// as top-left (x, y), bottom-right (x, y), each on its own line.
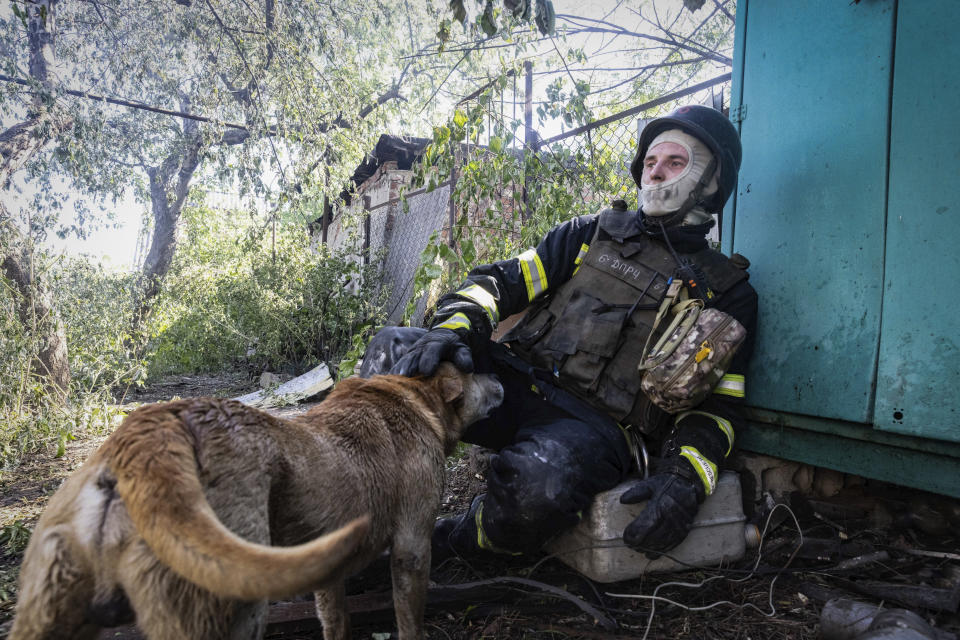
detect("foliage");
top-left (0, 0), bottom-right (737, 461)
top-left (53, 258), bottom-right (147, 393)
top-left (0, 519), bottom-right (29, 615)
top-left (441, 0), bottom-right (555, 49)
top-left (0, 521), bottom-right (31, 554)
top-left (0, 563), bottom-right (18, 615)
top-left (147, 201), bottom-right (388, 378)
top-left (390, 0), bottom-right (736, 327)
top-left (0, 196), bottom-right (388, 467)
top-left (401, 79), bottom-right (640, 323)
top-left (0, 0), bottom-right (480, 243)
top-left (0, 255), bottom-right (130, 469)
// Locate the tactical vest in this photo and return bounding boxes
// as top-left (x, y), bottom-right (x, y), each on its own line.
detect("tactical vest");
top-left (501, 209), bottom-right (748, 433)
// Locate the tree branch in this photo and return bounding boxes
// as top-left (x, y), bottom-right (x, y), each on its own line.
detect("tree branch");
top-left (0, 1), bottom-right (74, 189)
top-left (713, 0), bottom-right (735, 24)
top-left (556, 14), bottom-right (733, 66)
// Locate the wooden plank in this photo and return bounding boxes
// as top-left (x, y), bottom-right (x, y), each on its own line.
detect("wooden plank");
top-left (232, 363), bottom-right (332, 409)
top-left (98, 578), bottom-right (609, 640)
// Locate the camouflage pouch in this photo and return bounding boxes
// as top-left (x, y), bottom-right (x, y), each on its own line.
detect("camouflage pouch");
top-left (638, 284), bottom-right (746, 414)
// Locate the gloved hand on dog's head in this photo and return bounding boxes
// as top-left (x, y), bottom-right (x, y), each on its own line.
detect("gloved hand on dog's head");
top-left (390, 328), bottom-right (474, 377)
top-left (619, 469), bottom-right (701, 559)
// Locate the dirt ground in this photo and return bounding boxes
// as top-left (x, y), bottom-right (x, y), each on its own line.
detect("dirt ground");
top-left (1, 373), bottom-right (959, 640)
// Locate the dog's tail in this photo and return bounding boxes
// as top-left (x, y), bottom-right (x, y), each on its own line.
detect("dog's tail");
top-left (104, 406), bottom-right (369, 601)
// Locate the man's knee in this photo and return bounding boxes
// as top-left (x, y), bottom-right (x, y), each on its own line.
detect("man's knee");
top-left (356, 326), bottom-right (426, 378)
top-left (481, 440), bottom-right (587, 549)
top-left (479, 419), bottom-right (630, 551)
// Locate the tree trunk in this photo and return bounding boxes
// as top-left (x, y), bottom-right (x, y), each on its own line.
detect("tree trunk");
top-left (132, 126), bottom-right (204, 328)
top-left (0, 0), bottom-right (72, 397)
top-left (1, 216), bottom-right (71, 396)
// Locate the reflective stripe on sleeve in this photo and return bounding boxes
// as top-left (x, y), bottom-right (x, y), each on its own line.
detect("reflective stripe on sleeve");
top-left (713, 373), bottom-right (745, 398)
top-left (518, 248), bottom-right (548, 302)
top-left (572, 243), bottom-right (589, 276)
top-left (457, 283), bottom-right (499, 327)
top-left (676, 410), bottom-right (734, 456)
top-left (680, 445), bottom-right (718, 495)
top-left (435, 312), bottom-right (471, 332)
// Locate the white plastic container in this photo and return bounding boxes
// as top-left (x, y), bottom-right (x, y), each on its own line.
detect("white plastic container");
top-left (544, 471), bottom-right (748, 583)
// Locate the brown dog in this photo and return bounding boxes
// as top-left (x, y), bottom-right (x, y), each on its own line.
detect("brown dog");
top-left (10, 363), bottom-right (503, 640)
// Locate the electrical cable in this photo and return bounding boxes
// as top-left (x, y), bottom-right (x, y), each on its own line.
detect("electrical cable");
top-left (604, 502), bottom-right (804, 640)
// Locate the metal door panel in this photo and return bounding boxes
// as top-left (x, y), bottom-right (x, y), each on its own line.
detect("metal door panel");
top-left (731, 0), bottom-right (893, 422)
top-left (874, 1), bottom-right (960, 442)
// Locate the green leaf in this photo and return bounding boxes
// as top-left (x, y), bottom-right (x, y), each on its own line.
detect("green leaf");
top-left (480, 1), bottom-right (497, 36)
top-left (434, 125), bottom-right (451, 145)
top-left (449, 0), bottom-right (467, 24)
top-left (452, 110), bottom-right (468, 129)
top-left (437, 18), bottom-right (452, 45)
top-left (11, 4), bottom-right (27, 30)
top-left (424, 263), bottom-right (443, 279)
top-left (461, 237), bottom-right (476, 264)
top-left (438, 242), bottom-right (459, 263)
top-left (489, 136), bottom-right (503, 153)
top-left (421, 242), bottom-right (439, 263)
top-left (535, 0), bottom-right (555, 35)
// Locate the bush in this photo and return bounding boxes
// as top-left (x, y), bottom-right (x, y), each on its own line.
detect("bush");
top-left (54, 257), bottom-right (147, 392)
top-left (146, 204), bottom-right (388, 378)
top-left (0, 256), bottom-right (132, 469)
top-left (0, 203), bottom-right (387, 467)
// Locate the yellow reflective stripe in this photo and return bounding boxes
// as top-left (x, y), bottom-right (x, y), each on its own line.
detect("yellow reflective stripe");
top-left (680, 445), bottom-right (718, 495)
top-left (518, 248), bottom-right (548, 301)
top-left (457, 283), bottom-right (499, 326)
top-left (475, 502), bottom-right (522, 555)
top-left (572, 242), bottom-right (589, 276)
top-left (713, 373), bottom-right (746, 398)
top-left (677, 410), bottom-right (734, 456)
top-left (435, 312), bottom-right (471, 331)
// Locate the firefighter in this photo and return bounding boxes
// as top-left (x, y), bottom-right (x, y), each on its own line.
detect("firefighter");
top-left (359, 104), bottom-right (758, 561)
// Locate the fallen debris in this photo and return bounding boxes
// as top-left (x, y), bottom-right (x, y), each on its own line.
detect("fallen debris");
top-left (233, 363), bottom-right (333, 408)
top-left (821, 598), bottom-right (957, 640)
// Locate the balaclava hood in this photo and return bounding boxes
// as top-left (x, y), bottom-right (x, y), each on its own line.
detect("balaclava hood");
top-left (639, 128), bottom-right (719, 226)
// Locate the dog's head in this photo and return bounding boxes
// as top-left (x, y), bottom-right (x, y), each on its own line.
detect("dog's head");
top-left (429, 362), bottom-right (503, 448)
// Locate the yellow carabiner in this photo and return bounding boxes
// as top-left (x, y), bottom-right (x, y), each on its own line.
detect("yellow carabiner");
top-left (695, 341), bottom-right (713, 363)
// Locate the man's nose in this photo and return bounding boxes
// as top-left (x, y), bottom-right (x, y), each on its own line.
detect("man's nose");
top-left (648, 160), bottom-right (667, 181)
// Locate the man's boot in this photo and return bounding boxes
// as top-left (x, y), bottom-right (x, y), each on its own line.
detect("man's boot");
top-left (431, 495), bottom-right (520, 566)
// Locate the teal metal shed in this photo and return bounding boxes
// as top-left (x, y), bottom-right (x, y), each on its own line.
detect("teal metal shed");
top-left (723, 0), bottom-right (960, 497)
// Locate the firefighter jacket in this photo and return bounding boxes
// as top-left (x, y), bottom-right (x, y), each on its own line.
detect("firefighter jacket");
top-left (430, 208), bottom-right (759, 498)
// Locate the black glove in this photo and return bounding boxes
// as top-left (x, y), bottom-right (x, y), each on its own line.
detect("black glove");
top-left (620, 470), bottom-right (701, 559)
top-left (390, 328), bottom-right (474, 377)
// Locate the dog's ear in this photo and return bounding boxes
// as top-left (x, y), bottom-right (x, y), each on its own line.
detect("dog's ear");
top-left (436, 370), bottom-right (465, 404)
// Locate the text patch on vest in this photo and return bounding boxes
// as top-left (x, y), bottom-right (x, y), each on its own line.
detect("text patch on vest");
top-left (586, 248), bottom-right (669, 298)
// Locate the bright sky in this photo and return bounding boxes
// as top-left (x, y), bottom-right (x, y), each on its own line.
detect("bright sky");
top-left (49, 195), bottom-right (142, 270)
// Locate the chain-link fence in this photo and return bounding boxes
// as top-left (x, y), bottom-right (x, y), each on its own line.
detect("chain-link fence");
top-left (529, 73), bottom-right (731, 216)
top-left (325, 169), bottom-right (456, 326)
top-left (324, 74), bottom-right (731, 327)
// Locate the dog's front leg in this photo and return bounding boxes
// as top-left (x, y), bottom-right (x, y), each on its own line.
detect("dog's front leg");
top-left (314, 580), bottom-right (349, 640)
top-left (390, 527), bottom-right (431, 640)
